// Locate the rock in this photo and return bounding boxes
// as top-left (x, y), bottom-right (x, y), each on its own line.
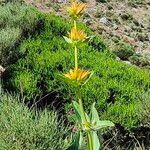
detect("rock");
top-left (99, 17), bottom-right (111, 26)
top-left (116, 57), bottom-right (121, 61)
top-left (123, 61), bottom-right (132, 65)
top-left (57, 0), bottom-right (67, 3)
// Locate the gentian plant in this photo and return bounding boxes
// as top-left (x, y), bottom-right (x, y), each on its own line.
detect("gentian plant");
top-left (63, 0), bottom-right (114, 149)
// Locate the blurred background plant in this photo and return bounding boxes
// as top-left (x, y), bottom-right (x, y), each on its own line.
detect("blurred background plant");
top-left (129, 53), bottom-right (150, 69)
top-left (136, 91), bottom-right (150, 127)
top-left (0, 2), bottom-right (42, 66)
top-left (0, 91), bottom-right (72, 150)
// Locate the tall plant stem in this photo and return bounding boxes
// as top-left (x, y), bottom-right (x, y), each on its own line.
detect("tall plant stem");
top-left (87, 132), bottom-right (94, 150)
top-left (73, 18), bottom-right (94, 150)
top-left (77, 86), bottom-right (94, 150)
top-left (77, 87), bottom-right (94, 150)
top-left (77, 87), bottom-right (86, 122)
top-left (74, 20), bottom-right (77, 29)
top-left (73, 20), bottom-right (77, 70)
top-left (74, 46), bottom-right (78, 70)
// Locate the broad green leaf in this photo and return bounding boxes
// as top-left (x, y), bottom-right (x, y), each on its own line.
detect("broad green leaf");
top-left (92, 131), bottom-right (100, 150)
top-left (67, 132), bottom-right (83, 150)
top-left (90, 102), bottom-right (100, 123)
top-left (72, 101), bottom-right (82, 123)
top-left (63, 36), bottom-right (72, 43)
top-left (94, 120), bottom-right (114, 130)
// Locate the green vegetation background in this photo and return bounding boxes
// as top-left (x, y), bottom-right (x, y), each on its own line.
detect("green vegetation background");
top-left (0, 1), bottom-right (150, 149)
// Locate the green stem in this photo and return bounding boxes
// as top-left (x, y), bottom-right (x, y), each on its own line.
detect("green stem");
top-left (77, 87), bottom-right (86, 122)
top-left (74, 46), bottom-right (78, 70)
top-left (74, 20), bottom-right (77, 29)
top-left (73, 18), bottom-right (93, 150)
top-left (77, 86), bottom-right (94, 150)
top-left (87, 132), bottom-right (94, 150)
top-left (73, 20), bottom-right (77, 70)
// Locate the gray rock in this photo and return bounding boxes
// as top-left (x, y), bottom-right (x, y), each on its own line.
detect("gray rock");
top-left (99, 17), bottom-right (111, 26)
top-left (57, 0), bottom-right (67, 3)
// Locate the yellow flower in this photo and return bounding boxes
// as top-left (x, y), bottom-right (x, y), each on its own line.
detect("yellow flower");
top-left (68, 27), bottom-right (87, 42)
top-left (67, 0), bottom-right (86, 19)
top-left (64, 68), bottom-right (90, 82)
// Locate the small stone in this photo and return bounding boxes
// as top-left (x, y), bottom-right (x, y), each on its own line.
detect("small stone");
top-left (116, 57), bottom-right (121, 61)
top-left (99, 17), bottom-right (111, 26)
top-left (123, 61), bottom-right (132, 65)
top-left (57, 0), bottom-right (67, 3)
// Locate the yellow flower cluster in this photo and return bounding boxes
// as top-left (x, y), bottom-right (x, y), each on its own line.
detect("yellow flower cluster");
top-left (64, 0), bottom-right (90, 83)
top-left (67, 0), bottom-right (86, 20)
top-left (64, 68), bottom-right (90, 82)
top-left (68, 27), bottom-right (87, 42)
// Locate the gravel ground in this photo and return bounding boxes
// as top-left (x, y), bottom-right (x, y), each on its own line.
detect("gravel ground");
top-left (25, 0), bottom-right (150, 53)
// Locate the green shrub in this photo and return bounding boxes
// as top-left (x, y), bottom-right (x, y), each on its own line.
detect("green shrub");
top-left (113, 42), bottom-right (135, 60)
top-left (0, 0), bottom-right (24, 5)
top-left (1, 0), bottom-right (24, 3)
top-left (0, 2), bottom-right (43, 66)
top-left (3, 14), bottom-right (150, 130)
top-left (0, 92), bottom-right (71, 150)
top-left (0, 27), bottom-right (21, 65)
top-left (128, 0), bottom-right (149, 6)
top-left (129, 54), bottom-right (150, 68)
top-left (0, 2), bottom-right (40, 29)
top-left (120, 12), bottom-right (133, 21)
top-left (136, 91), bottom-right (150, 127)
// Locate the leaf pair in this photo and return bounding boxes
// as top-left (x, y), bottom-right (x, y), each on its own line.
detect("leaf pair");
top-left (90, 103), bottom-right (114, 131)
top-left (71, 101), bottom-right (114, 150)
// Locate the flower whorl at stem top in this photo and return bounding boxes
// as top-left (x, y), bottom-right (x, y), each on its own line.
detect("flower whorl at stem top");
top-left (69, 27), bottom-right (87, 42)
top-left (64, 68), bottom-right (90, 82)
top-left (67, 0), bottom-right (86, 20)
